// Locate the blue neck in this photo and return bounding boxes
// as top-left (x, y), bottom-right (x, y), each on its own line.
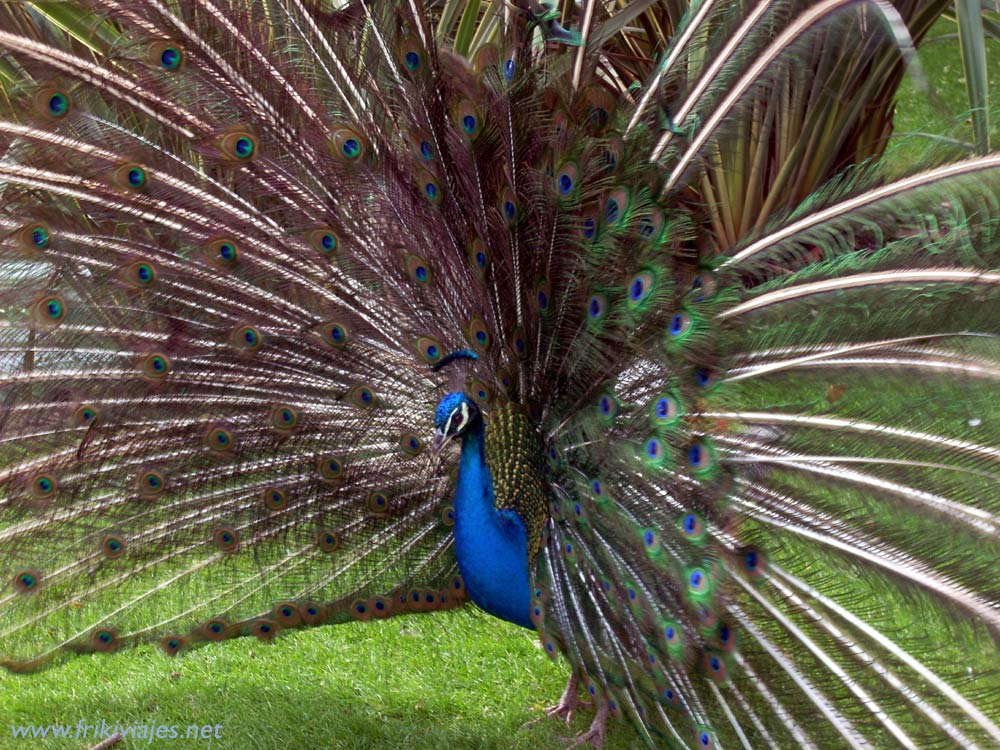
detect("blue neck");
top-left (452, 419), bottom-right (533, 629)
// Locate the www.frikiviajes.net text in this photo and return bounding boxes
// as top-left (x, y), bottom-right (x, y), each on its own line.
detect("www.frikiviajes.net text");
top-left (10, 720), bottom-right (223, 744)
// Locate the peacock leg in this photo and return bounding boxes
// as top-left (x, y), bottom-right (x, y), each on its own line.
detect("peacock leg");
top-left (520, 672), bottom-right (591, 729)
top-left (561, 695), bottom-right (608, 749)
top-left (546, 672), bottom-right (590, 723)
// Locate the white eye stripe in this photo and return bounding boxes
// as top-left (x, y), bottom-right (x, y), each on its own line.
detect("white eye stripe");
top-left (458, 402), bottom-right (469, 431)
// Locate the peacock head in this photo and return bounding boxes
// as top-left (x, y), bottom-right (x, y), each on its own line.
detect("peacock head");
top-left (433, 392), bottom-right (481, 454)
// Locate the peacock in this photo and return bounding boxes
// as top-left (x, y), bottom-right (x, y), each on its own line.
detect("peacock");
top-left (0, 0), bottom-right (998, 748)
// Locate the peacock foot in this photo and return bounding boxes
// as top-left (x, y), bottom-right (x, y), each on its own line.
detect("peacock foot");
top-left (521, 672), bottom-right (591, 729)
top-left (560, 696), bottom-right (608, 749)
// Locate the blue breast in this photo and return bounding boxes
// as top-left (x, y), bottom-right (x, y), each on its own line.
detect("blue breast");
top-left (452, 423), bottom-right (534, 629)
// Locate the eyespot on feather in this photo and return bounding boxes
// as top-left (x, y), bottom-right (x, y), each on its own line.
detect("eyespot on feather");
top-left (261, 488), bottom-right (287, 511)
top-left (468, 378), bottom-right (491, 405)
top-left (496, 367), bottom-right (513, 396)
top-left (147, 41), bottom-right (185, 70)
top-left (650, 392), bottom-right (681, 426)
top-left (552, 110), bottom-right (572, 144)
top-left (398, 36), bottom-right (424, 74)
top-left (584, 86), bottom-right (616, 132)
top-left (231, 324), bottom-right (262, 352)
top-left (250, 619), bottom-right (277, 641)
top-left (696, 727), bottom-right (718, 749)
top-left (416, 168), bottom-right (443, 205)
top-left (216, 129), bottom-right (257, 162)
top-left (695, 366), bottom-right (716, 389)
top-left (642, 435), bottom-right (668, 468)
top-left (72, 404), bottom-right (100, 427)
top-left (667, 311), bottom-right (693, 339)
top-left (121, 260), bottom-right (157, 289)
top-left (307, 227), bottom-right (340, 257)
top-left (636, 208), bottom-right (664, 244)
top-left (348, 385), bottom-right (377, 408)
top-left (351, 599), bottom-right (374, 622)
top-left (204, 238), bottom-right (240, 268)
top-left (403, 252), bottom-right (433, 284)
top-left (691, 272), bottom-right (718, 302)
top-left (100, 534), bottom-right (127, 559)
top-left (465, 316), bottom-right (491, 351)
top-left (454, 99), bottom-right (482, 139)
top-left (32, 87), bottom-right (71, 120)
top-left (540, 631), bottom-right (562, 660)
top-left (160, 635), bottom-right (186, 656)
top-left (499, 188), bottom-right (518, 225)
top-left (91, 628), bottom-right (119, 653)
top-left (509, 325), bottom-right (528, 359)
top-left (300, 601), bottom-right (326, 625)
top-left (585, 293), bottom-right (608, 325)
top-left (414, 335), bottom-right (444, 365)
top-left (137, 468), bottom-right (166, 497)
top-left (17, 223), bottom-right (52, 252)
top-left (399, 433), bottom-right (423, 456)
top-left (272, 602), bottom-right (302, 628)
top-left (602, 187), bottom-right (630, 226)
top-left (641, 527), bottom-right (662, 556)
top-left (316, 529), bottom-right (340, 553)
top-left (501, 47), bottom-right (518, 82)
top-left (110, 162), bottom-right (148, 191)
top-left (213, 526), bottom-right (240, 553)
top-left (600, 134), bottom-right (623, 175)
top-left (687, 440), bottom-right (716, 475)
top-left (367, 491), bottom-right (390, 515)
top-left (141, 352), bottom-right (171, 380)
top-left (686, 566), bottom-right (713, 601)
top-left (555, 161), bottom-right (579, 198)
top-left (533, 279), bottom-right (551, 315)
top-left (316, 455), bottom-right (345, 482)
top-left (204, 425), bottom-right (235, 452)
top-left (468, 238), bottom-right (489, 277)
top-left (740, 548), bottom-right (766, 579)
top-left (13, 569), bottom-right (42, 595)
top-left (573, 206), bottom-right (598, 243)
top-left (659, 619), bottom-right (684, 659)
top-left (409, 129), bottom-right (436, 163)
top-left (715, 621), bottom-right (739, 653)
top-left (329, 127), bottom-right (367, 162)
top-left (270, 404), bottom-right (300, 431)
top-left (202, 619), bottom-right (230, 641)
top-left (319, 320), bottom-right (349, 349)
top-left (31, 295), bottom-right (66, 326)
top-left (627, 271), bottom-right (655, 308)
top-left (679, 513), bottom-right (706, 544)
top-left (596, 392), bottom-right (619, 424)
top-left (28, 473), bottom-right (57, 498)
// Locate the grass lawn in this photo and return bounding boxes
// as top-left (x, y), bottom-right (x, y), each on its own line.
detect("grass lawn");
top-left (0, 608), bottom-right (640, 750)
top-left (1, 15), bottom-right (998, 750)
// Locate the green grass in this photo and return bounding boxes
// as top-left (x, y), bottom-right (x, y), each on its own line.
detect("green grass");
top-left (0, 609), bottom-right (637, 750)
top-left (891, 19), bottom-right (1000, 161)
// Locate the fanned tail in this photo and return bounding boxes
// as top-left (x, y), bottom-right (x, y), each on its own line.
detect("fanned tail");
top-left (527, 2), bottom-right (1000, 748)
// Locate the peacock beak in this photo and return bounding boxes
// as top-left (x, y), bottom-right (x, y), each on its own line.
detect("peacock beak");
top-left (431, 429), bottom-right (450, 456)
